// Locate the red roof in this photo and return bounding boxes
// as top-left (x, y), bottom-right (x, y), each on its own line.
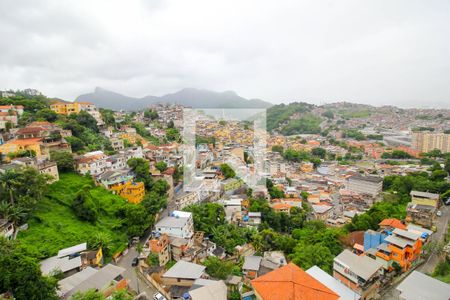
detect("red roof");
top-left (16, 127), bottom-right (45, 134)
top-left (379, 218), bottom-right (406, 230)
top-left (272, 203), bottom-right (292, 210)
top-left (251, 263), bottom-right (339, 300)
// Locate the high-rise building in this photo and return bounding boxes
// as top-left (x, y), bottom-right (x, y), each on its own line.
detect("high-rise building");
top-left (412, 131), bottom-right (450, 153)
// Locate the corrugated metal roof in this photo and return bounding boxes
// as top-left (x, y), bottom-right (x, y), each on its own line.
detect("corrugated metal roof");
top-left (243, 255), bottom-right (262, 271)
top-left (163, 260), bottom-right (205, 279)
top-left (334, 250), bottom-right (383, 281)
top-left (57, 243), bottom-right (87, 258)
top-left (306, 266), bottom-right (360, 300)
top-left (396, 271), bottom-right (450, 300)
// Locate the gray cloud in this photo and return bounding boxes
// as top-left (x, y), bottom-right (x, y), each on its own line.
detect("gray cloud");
top-left (0, 0), bottom-right (449, 107)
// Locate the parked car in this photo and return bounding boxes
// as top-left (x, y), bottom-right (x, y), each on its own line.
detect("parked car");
top-left (131, 257), bottom-right (139, 267)
top-left (153, 292), bottom-right (166, 300)
top-left (436, 210), bottom-right (442, 217)
top-left (444, 197), bottom-right (450, 206)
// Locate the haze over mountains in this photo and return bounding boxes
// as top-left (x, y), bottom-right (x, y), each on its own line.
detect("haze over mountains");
top-left (76, 87), bottom-right (272, 110)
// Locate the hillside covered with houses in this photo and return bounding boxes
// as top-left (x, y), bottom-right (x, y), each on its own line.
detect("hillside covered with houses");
top-left (0, 90), bottom-right (450, 300)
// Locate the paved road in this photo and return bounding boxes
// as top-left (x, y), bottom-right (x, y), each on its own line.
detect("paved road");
top-left (417, 204), bottom-right (450, 274)
top-left (384, 205), bottom-right (449, 299)
top-left (116, 246), bottom-right (157, 297)
top-left (114, 186), bottom-right (181, 298)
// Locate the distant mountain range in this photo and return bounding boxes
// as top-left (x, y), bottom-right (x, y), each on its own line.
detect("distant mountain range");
top-left (75, 87), bottom-right (272, 110)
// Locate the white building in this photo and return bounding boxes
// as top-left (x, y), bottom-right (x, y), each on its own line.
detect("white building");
top-left (345, 174), bottom-right (383, 197)
top-left (155, 210), bottom-right (194, 239)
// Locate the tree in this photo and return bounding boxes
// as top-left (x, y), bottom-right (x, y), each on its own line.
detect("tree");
top-left (110, 290), bottom-right (133, 300)
top-left (311, 147), bottom-right (326, 159)
top-left (167, 120), bottom-right (175, 128)
top-left (0, 239), bottom-right (58, 300)
top-left (166, 128), bottom-right (180, 141)
top-left (290, 244), bottom-right (335, 273)
top-left (220, 163), bottom-right (236, 179)
top-left (203, 256), bottom-right (233, 279)
top-left (35, 108), bottom-right (58, 122)
top-left (0, 203), bottom-right (26, 239)
top-left (144, 109), bottom-right (158, 120)
top-left (431, 170), bottom-right (447, 181)
top-left (445, 158), bottom-right (450, 176)
top-left (76, 111), bottom-right (99, 132)
top-left (71, 289), bottom-right (105, 300)
top-left (88, 232), bottom-right (113, 255)
top-left (0, 167), bottom-right (50, 211)
top-left (72, 185), bottom-right (98, 222)
top-left (183, 203), bottom-right (226, 232)
top-left (120, 204), bottom-right (153, 237)
top-left (127, 158), bottom-right (152, 189)
top-left (300, 191), bottom-right (309, 201)
top-left (50, 151), bottom-right (74, 172)
top-left (155, 161), bottom-right (167, 173)
top-left (65, 136), bottom-right (86, 153)
top-left (147, 253), bottom-right (159, 266)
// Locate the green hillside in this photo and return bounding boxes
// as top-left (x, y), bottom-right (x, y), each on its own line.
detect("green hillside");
top-left (18, 173), bottom-right (129, 260)
top-left (267, 102), bottom-right (321, 134)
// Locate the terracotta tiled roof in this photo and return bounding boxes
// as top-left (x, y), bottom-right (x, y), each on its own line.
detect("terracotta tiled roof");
top-left (379, 218), bottom-right (406, 230)
top-left (29, 121), bottom-right (52, 127)
top-left (272, 203), bottom-right (292, 210)
top-left (251, 263), bottom-right (339, 300)
top-left (9, 138), bottom-right (42, 145)
top-left (16, 127), bottom-right (45, 134)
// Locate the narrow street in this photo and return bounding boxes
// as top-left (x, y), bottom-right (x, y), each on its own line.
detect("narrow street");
top-left (116, 246), bottom-right (157, 298)
top-left (114, 186), bottom-right (180, 298)
top-left (383, 204), bottom-right (449, 299)
top-left (416, 204), bottom-right (450, 274)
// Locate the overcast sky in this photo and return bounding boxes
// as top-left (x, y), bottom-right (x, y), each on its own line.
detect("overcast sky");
top-left (1, 0), bottom-right (450, 107)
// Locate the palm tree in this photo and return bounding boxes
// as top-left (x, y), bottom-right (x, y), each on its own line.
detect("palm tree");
top-left (0, 170), bottom-right (21, 204)
top-left (0, 202), bottom-right (27, 239)
top-left (90, 232), bottom-right (113, 253)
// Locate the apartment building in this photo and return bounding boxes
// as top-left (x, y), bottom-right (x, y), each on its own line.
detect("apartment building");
top-left (96, 169), bottom-right (145, 204)
top-left (378, 228), bottom-right (422, 271)
top-left (410, 191), bottom-right (440, 208)
top-left (412, 131), bottom-right (450, 153)
top-left (50, 101), bottom-right (104, 125)
top-left (345, 174), bottom-right (383, 197)
top-left (155, 211), bottom-right (194, 239)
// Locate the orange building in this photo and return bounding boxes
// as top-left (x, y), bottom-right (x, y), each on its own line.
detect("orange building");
top-left (252, 263), bottom-right (339, 300)
top-left (149, 234), bottom-right (171, 266)
top-left (378, 228), bottom-right (422, 271)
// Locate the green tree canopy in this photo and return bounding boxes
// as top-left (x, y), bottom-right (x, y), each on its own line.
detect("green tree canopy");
top-left (220, 163), bottom-right (236, 179)
top-left (0, 238), bottom-right (58, 300)
top-left (50, 150), bottom-right (75, 172)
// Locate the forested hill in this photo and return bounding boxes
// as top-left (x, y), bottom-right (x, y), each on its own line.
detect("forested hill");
top-left (266, 102), bottom-right (322, 135)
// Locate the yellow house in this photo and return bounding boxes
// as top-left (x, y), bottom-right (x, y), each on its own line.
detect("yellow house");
top-left (111, 180), bottom-right (145, 204)
top-left (0, 138), bottom-right (42, 161)
top-left (50, 102), bottom-right (82, 115)
top-left (410, 191), bottom-right (440, 207)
